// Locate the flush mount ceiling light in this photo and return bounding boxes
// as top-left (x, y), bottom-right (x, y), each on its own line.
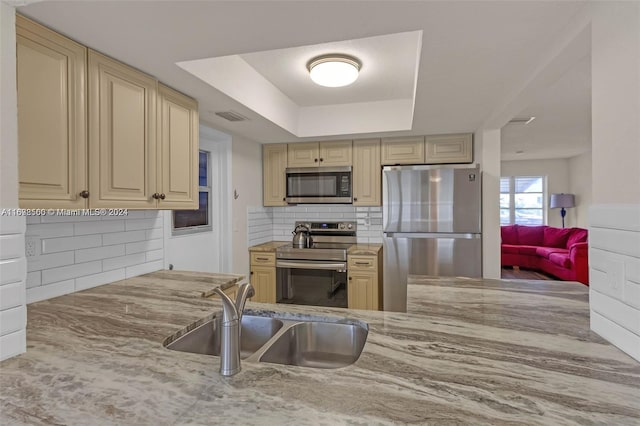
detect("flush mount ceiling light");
top-left (307, 54), bottom-right (361, 87)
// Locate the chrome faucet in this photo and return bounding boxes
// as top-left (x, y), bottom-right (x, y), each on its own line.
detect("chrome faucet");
top-left (212, 282), bottom-right (255, 376)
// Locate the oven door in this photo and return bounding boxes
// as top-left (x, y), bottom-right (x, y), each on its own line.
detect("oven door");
top-left (285, 167), bottom-right (352, 204)
top-left (276, 259), bottom-right (348, 308)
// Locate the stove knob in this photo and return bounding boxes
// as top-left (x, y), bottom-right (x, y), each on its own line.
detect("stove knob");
top-left (339, 223), bottom-right (345, 230)
top-left (347, 223), bottom-right (353, 229)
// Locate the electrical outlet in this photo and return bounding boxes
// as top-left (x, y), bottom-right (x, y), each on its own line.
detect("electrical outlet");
top-left (25, 237), bottom-right (38, 257)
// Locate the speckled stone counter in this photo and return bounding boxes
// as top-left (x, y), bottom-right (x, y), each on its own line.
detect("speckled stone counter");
top-left (248, 241), bottom-right (289, 252)
top-left (347, 243), bottom-right (382, 255)
top-left (1, 272), bottom-right (639, 425)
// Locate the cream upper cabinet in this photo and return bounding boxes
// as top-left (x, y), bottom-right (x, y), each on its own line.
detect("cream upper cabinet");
top-left (157, 84), bottom-right (199, 209)
top-left (263, 144), bottom-right (288, 206)
top-left (288, 141), bottom-right (352, 167)
top-left (88, 50), bottom-right (157, 209)
top-left (352, 139), bottom-right (381, 206)
top-left (424, 133), bottom-right (473, 164)
top-left (17, 16), bottom-right (88, 209)
top-left (381, 136), bottom-right (425, 165)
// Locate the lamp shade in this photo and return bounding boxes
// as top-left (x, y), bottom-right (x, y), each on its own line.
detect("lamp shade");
top-left (549, 193), bottom-right (575, 209)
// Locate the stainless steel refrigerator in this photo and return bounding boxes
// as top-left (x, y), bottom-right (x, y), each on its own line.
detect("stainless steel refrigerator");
top-left (382, 165), bottom-right (482, 311)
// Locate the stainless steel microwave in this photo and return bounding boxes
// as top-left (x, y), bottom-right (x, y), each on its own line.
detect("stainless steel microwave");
top-left (285, 166), bottom-right (352, 204)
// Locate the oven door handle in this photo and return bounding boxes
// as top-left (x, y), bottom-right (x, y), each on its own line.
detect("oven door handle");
top-left (276, 260), bottom-right (347, 271)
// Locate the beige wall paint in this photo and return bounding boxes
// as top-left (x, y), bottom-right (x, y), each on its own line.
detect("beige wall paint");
top-left (1, 2), bottom-right (18, 208)
top-left (501, 158), bottom-right (571, 228)
top-left (231, 134), bottom-right (263, 276)
top-left (568, 151), bottom-right (592, 228)
top-left (477, 129), bottom-right (501, 279)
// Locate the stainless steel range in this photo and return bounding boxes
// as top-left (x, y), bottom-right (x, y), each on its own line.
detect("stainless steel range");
top-left (276, 221), bottom-right (357, 308)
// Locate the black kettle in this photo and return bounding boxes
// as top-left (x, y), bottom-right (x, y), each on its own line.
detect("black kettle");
top-left (292, 225), bottom-right (313, 248)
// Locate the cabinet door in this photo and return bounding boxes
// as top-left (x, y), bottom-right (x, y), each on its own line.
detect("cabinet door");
top-left (288, 142), bottom-right (319, 167)
top-left (89, 50), bottom-right (157, 208)
top-left (263, 144), bottom-right (287, 206)
top-left (424, 133), bottom-right (473, 164)
top-left (353, 139), bottom-right (381, 206)
top-left (319, 140), bottom-right (352, 167)
top-left (381, 136), bottom-right (425, 165)
top-left (348, 272), bottom-right (378, 310)
top-left (16, 16), bottom-right (88, 209)
top-left (157, 84), bottom-right (199, 209)
top-left (250, 266), bottom-right (276, 303)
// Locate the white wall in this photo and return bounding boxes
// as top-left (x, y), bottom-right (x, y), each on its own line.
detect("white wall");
top-left (0, 2), bottom-right (26, 362)
top-left (568, 151), bottom-right (592, 228)
top-left (501, 158), bottom-right (571, 228)
top-left (231, 134), bottom-right (263, 276)
top-left (164, 125), bottom-right (232, 273)
top-left (589, 1), bottom-right (640, 362)
top-left (25, 211), bottom-right (164, 303)
top-left (476, 129), bottom-right (501, 279)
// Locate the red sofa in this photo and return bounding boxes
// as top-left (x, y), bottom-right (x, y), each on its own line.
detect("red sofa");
top-left (501, 225), bottom-right (589, 285)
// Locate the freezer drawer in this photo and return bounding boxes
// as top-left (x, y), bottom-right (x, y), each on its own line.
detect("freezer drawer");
top-left (383, 234), bottom-right (481, 312)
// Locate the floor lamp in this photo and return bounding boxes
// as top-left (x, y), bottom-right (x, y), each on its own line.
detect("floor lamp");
top-left (550, 193), bottom-right (575, 228)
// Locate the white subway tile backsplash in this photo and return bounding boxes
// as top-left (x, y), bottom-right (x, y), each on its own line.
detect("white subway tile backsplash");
top-left (0, 330), bottom-right (26, 362)
top-left (42, 261), bottom-right (102, 285)
top-left (0, 282), bottom-right (25, 310)
top-left (146, 228), bottom-right (163, 240)
top-left (26, 271), bottom-right (41, 288)
top-left (0, 216), bottom-right (26, 234)
top-left (26, 216), bottom-right (41, 225)
top-left (102, 230), bottom-right (147, 246)
top-left (146, 249), bottom-right (164, 262)
top-left (27, 251), bottom-right (75, 272)
top-left (76, 244), bottom-right (125, 263)
top-left (76, 269), bottom-right (125, 291)
top-left (74, 220), bottom-right (124, 235)
top-left (125, 218), bottom-right (161, 231)
top-left (590, 290), bottom-right (640, 336)
top-left (27, 279), bottom-right (75, 304)
top-left (591, 311), bottom-right (640, 362)
top-left (126, 239), bottom-right (163, 255)
top-left (26, 223), bottom-right (74, 238)
top-left (0, 306), bottom-right (26, 336)
top-left (103, 253), bottom-right (146, 271)
top-left (42, 235), bottom-right (102, 254)
top-left (126, 260), bottom-right (163, 278)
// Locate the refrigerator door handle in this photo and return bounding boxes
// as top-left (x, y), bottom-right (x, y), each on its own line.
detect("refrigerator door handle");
top-left (383, 232), bottom-right (481, 239)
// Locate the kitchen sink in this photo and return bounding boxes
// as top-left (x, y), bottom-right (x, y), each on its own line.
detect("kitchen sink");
top-left (166, 315), bottom-right (284, 359)
top-left (258, 322), bottom-right (368, 369)
top-left (165, 312), bottom-right (369, 369)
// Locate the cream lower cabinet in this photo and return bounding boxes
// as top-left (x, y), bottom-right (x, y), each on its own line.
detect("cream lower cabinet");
top-left (17, 16), bottom-right (88, 209)
top-left (352, 139), bottom-right (381, 206)
top-left (347, 253), bottom-right (383, 310)
top-left (157, 84), bottom-right (199, 209)
top-left (381, 136), bottom-right (425, 165)
top-left (263, 144), bottom-right (288, 206)
top-left (249, 252), bottom-right (276, 303)
top-left (288, 141), bottom-right (352, 167)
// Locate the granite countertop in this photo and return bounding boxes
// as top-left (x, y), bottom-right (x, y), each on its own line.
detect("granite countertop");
top-left (347, 243), bottom-right (382, 255)
top-left (248, 241), bottom-right (289, 252)
top-left (1, 272), bottom-right (639, 425)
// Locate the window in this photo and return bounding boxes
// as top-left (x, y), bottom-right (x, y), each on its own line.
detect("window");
top-left (500, 176), bottom-right (546, 226)
top-left (172, 151), bottom-right (212, 235)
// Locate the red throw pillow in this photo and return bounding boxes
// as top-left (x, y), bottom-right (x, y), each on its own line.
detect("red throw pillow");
top-left (517, 226), bottom-right (545, 246)
top-left (543, 227), bottom-right (572, 248)
top-left (567, 228), bottom-right (588, 248)
top-left (501, 225), bottom-right (519, 244)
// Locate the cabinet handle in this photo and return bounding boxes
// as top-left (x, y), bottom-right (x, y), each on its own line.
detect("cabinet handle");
top-left (160, 193), bottom-right (166, 200)
top-left (152, 193), bottom-right (160, 200)
top-left (250, 271), bottom-right (254, 275)
top-left (256, 257), bottom-right (269, 261)
top-left (314, 158), bottom-right (318, 162)
top-left (282, 197), bottom-right (286, 201)
top-left (349, 277), bottom-right (352, 280)
top-left (354, 197), bottom-right (358, 202)
top-left (319, 158), bottom-right (324, 162)
top-left (355, 261), bottom-right (371, 265)
top-left (79, 190), bottom-right (89, 199)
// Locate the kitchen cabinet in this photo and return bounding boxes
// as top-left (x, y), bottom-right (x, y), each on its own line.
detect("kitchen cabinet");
top-left (156, 84), bottom-right (199, 209)
top-left (89, 50), bottom-right (158, 208)
top-left (249, 252), bottom-right (276, 303)
top-left (287, 141), bottom-right (352, 167)
top-left (16, 16), bottom-right (88, 209)
top-left (381, 136), bottom-right (425, 165)
top-left (347, 253), bottom-right (382, 310)
top-left (263, 144), bottom-right (288, 206)
top-left (352, 139), bottom-right (381, 206)
top-left (424, 133), bottom-right (473, 164)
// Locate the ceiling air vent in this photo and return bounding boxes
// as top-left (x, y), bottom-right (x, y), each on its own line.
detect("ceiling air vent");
top-left (215, 110), bottom-right (249, 122)
top-left (507, 116), bottom-right (536, 125)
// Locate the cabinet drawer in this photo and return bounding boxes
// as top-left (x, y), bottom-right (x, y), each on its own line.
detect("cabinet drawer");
top-left (349, 256), bottom-right (377, 271)
top-left (250, 252), bottom-right (276, 266)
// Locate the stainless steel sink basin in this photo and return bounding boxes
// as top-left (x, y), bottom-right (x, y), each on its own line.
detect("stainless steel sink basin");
top-left (166, 315), bottom-right (283, 359)
top-left (257, 322), bottom-right (368, 369)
